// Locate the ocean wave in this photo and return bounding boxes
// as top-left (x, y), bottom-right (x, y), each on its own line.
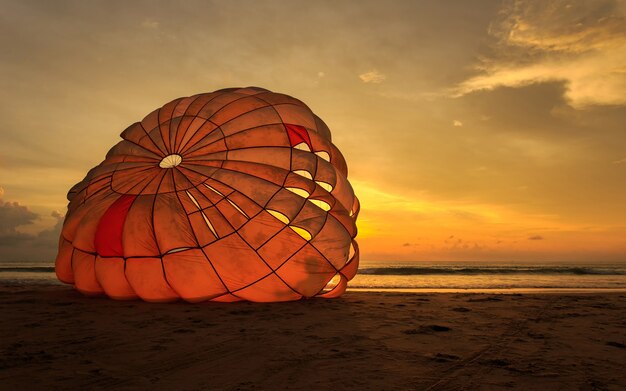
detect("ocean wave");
top-left (349, 284), bottom-right (626, 289)
top-left (0, 267), bottom-right (55, 273)
top-left (357, 266), bottom-right (626, 276)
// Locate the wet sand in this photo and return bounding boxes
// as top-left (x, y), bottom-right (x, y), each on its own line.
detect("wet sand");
top-left (1, 284), bottom-right (625, 390)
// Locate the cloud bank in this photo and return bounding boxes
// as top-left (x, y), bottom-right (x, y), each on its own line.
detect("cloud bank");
top-left (454, 0), bottom-right (626, 107)
top-left (0, 194), bottom-right (62, 263)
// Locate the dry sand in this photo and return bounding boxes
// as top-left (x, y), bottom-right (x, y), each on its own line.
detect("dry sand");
top-left (1, 284), bottom-right (625, 390)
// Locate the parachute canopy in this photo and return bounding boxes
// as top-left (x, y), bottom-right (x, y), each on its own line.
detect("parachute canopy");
top-left (55, 87), bottom-right (360, 302)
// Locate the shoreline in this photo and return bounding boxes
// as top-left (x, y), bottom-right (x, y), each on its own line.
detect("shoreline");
top-left (2, 279), bottom-right (626, 295)
top-left (349, 287), bottom-right (626, 293)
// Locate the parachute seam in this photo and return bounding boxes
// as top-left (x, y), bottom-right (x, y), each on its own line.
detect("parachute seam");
top-left (159, 98), bottom-right (185, 153)
top-left (176, 93), bottom-right (224, 153)
top-left (169, 169), bottom-right (231, 298)
top-left (178, 166), bottom-right (293, 295)
top-left (105, 165), bottom-right (167, 299)
top-left (172, 94), bottom-right (210, 152)
top-left (133, 128), bottom-right (167, 156)
top-left (177, 130), bottom-right (355, 256)
top-left (181, 103), bottom-right (306, 297)
top-left (183, 121), bottom-right (332, 157)
top-left (207, 93), bottom-right (272, 127)
top-left (115, 138), bottom-right (162, 160)
top-left (144, 168), bottom-right (177, 297)
top-left (111, 165), bottom-right (161, 194)
top-left (137, 123), bottom-right (168, 156)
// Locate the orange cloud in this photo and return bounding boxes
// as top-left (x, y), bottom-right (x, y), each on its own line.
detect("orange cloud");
top-left (359, 70), bottom-right (386, 84)
top-left (353, 180), bottom-right (626, 262)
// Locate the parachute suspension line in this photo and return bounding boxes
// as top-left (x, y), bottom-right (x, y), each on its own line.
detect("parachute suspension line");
top-left (185, 190), bottom-right (218, 239)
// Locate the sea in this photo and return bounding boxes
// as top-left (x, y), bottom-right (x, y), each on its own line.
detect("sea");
top-left (2, 260), bottom-right (626, 292)
top-left (352, 260), bottom-right (626, 292)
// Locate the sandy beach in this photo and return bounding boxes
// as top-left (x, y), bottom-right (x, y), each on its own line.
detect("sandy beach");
top-left (1, 284), bottom-right (625, 390)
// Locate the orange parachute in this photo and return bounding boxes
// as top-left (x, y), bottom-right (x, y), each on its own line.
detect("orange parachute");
top-left (55, 87), bottom-right (359, 302)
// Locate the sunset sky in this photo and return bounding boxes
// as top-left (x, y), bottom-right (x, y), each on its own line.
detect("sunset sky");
top-left (1, 0), bottom-right (625, 263)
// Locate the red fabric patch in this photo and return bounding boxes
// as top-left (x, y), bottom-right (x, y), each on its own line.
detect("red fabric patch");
top-left (95, 194), bottom-right (137, 257)
top-left (285, 124), bottom-right (312, 150)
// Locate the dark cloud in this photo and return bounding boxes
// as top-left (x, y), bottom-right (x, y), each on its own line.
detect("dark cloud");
top-left (528, 235), bottom-right (544, 240)
top-left (0, 196), bottom-right (62, 262)
top-left (456, 82), bottom-right (570, 137)
top-left (35, 212), bottom-right (63, 244)
top-left (0, 199), bottom-right (38, 236)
